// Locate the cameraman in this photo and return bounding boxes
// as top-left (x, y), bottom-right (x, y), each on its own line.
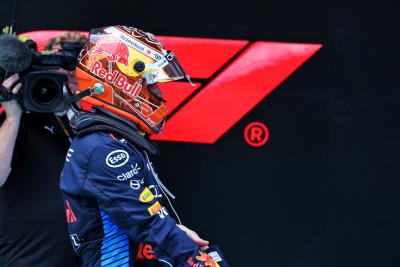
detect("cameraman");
top-left (0, 74), bottom-right (21, 187)
top-left (0, 35), bottom-right (78, 266)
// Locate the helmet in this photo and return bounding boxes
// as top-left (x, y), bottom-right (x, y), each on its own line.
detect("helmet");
top-left (75, 26), bottom-right (190, 134)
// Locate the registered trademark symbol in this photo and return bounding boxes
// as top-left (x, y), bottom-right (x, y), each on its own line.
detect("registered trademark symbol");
top-left (244, 122), bottom-right (269, 147)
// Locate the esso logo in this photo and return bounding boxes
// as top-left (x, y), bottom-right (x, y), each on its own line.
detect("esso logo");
top-left (106, 150), bottom-right (129, 168)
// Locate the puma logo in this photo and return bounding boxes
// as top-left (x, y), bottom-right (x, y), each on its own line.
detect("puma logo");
top-left (44, 125), bottom-right (55, 135)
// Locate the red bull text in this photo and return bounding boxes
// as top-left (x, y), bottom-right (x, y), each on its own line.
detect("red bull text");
top-left (90, 60), bottom-right (142, 97)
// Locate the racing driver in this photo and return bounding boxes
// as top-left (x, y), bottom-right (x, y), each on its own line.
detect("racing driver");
top-left (60, 26), bottom-right (229, 266)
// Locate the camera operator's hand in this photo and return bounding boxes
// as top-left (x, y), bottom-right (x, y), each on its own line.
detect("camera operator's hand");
top-left (1, 74), bottom-right (22, 121)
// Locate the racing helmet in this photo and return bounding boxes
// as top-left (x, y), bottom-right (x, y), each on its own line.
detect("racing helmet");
top-left (75, 26), bottom-right (191, 134)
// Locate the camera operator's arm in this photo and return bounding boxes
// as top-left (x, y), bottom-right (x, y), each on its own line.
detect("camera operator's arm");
top-left (0, 74), bottom-right (22, 187)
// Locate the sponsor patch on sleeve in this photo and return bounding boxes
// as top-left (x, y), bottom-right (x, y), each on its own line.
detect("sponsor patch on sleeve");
top-left (194, 252), bottom-right (221, 267)
top-left (208, 251), bottom-right (223, 263)
top-left (148, 201), bottom-right (162, 216)
top-left (139, 187), bottom-right (155, 203)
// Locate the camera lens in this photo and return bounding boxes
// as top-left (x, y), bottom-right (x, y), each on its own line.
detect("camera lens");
top-left (22, 70), bottom-right (68, 113)
top-left (31, 78), bottom-right (59, 104)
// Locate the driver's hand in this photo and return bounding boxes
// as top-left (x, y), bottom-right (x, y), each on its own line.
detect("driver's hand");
top-left (177, 224), bottom-right (209, 250)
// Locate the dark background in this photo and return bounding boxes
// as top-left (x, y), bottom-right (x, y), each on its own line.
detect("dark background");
top-left (1, 0), bottom-right (399, 266)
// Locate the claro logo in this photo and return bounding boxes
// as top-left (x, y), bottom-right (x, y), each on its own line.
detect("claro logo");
top-left (106, 150), bottom-right (129, 168)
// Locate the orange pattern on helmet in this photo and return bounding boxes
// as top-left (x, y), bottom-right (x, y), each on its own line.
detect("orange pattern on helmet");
top-left (75, 26), bottom-right (189, 134)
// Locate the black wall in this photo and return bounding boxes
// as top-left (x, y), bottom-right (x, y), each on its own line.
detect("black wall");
top-left (1, 0), bottom-right (399, 266)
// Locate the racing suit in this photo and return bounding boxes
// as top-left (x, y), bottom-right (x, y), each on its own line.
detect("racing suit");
top-left (60, 131), bottom-right (226, 267)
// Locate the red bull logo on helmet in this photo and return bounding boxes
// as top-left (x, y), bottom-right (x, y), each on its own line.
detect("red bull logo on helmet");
top-left (90, 41), bottom-right (130, 66)
top-left (90, 60), bottom-right (142, 97)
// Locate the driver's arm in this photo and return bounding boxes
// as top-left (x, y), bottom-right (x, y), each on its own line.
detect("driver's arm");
top-left (84, 140), bottom-right (222, 267)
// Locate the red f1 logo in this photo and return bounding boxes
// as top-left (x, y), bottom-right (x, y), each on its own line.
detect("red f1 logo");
top-left (153, 37), bottom-right (322, 143)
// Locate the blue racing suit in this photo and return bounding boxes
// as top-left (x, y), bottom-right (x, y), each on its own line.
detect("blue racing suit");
top-left (60, 132), bottom-right (225, 267)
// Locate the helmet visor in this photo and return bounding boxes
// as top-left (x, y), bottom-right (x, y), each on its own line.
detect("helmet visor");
top-left (144, 50), bottom-right (191, 84)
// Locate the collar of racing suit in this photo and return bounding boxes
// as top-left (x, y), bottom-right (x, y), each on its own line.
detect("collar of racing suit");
top-left (66, 106), bottom-right (160, 155)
